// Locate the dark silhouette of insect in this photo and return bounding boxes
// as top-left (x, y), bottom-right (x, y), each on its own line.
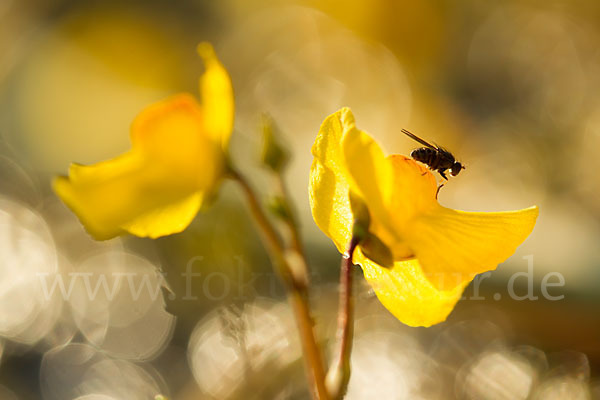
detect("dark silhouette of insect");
top-left (401, 129), bottom-right (465, 196)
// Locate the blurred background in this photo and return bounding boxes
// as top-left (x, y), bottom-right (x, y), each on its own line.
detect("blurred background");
top-left (1, 0), bottom-right (600, 398)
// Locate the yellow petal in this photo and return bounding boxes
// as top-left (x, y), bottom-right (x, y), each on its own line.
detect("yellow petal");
top-left (130, 94), bottom-right (220, 188)
top-left (309, 108), bottom-right (353, 252)
top-left (53, 154), bottom-right (203, 240)
top-left (340, 109), bottom-right (394, 230)
top-left (121, 192), bottom-right (203, 239)
top-left (54, 95), bottom-right (219, 240)
top-left (54, 152), bottom-right (142, 240)
top-left (387, 155), bottom-right (438, 221)
top-left (408, 205), bottom-right (539, 290)
top-left (355, 248), bottom-right (468, 327)
top-left (197, 42), bottom-right (234, 148)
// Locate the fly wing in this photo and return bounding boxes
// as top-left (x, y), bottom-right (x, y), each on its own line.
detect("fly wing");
top-left (435, 146), bottom-right (456, 163)
top-left (401, 129), bottom-right (437, 149)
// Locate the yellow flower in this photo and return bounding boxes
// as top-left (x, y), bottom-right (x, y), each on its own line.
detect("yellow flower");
top-left (309, 108), bottom-right (538, 327)
top-left (53, 43), bottom-right (233, 240)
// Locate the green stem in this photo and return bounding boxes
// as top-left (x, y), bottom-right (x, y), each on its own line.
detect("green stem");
top-left (274, 174), bottom-right (306, 257)
top-left (228, 168), bottom-right (329, 400)
top-left (326, 238), bottom-right (359, 399)
top-left (271, 173), bottom-right (310, 289)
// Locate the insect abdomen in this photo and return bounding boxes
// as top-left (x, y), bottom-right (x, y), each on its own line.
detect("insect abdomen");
top-left (411, 148), bottom-right (440, 169)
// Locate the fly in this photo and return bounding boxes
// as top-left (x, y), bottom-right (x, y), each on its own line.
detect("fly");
top-left (401, 129), bottom-right (464, 197)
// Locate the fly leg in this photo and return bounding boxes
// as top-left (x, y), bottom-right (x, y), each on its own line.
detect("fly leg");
top-left (435, 183), bottom-right (444, 199)
top-left (435, 170), bottom-right (448, 199)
